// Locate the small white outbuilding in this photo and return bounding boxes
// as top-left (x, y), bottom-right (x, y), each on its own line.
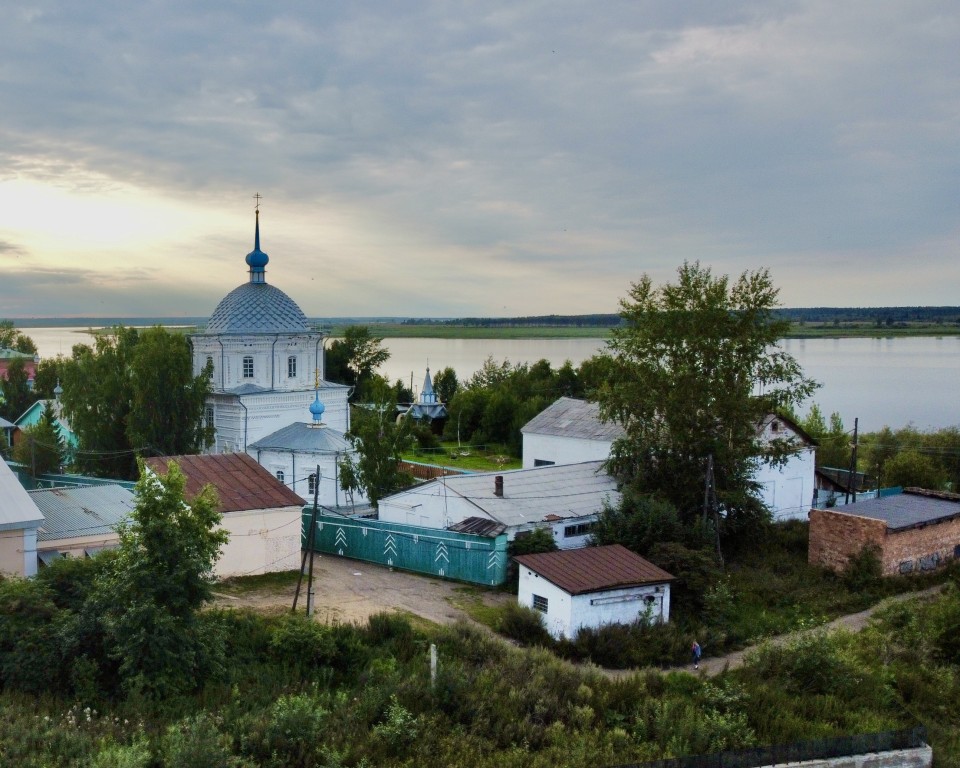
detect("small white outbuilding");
top-left (514, 544), bottom-right (674, 640)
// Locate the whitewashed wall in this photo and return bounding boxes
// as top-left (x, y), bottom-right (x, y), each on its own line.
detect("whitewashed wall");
top-left (215, 505), bottom-right (302, 577)
top-left (522, 433), bottom-right (614, 469)
top-left (755, 447), bottom-right (816, 521)
top-left (251, 447), bottom-right (366, 508)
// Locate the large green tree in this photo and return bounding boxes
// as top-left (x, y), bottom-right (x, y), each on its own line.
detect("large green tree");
top-left (0, 320), bottom-right (37, 354)
top-left (60, 326), bottom-right (211, 479)
top-left (799, 404), bottom-right (850, 469)
top-left (325, 326), bottom-right (391, 401)
top-left (339, 400), bottom-right (413, 507)
top-left (12, 402), bottom-right (65, 475)
top-left (0, 357), bottom-right (33, 422)
top-left (596, 262), bottom-right (819, 532)
top-left (98, 460), bottom-right (228, 698)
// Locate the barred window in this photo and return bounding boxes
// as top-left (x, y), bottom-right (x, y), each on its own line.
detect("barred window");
top-left (532, 594), bottom-right (548, 613)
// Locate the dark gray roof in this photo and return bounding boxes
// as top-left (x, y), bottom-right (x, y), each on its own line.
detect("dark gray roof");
top-left (0, 416), bottom-right (14, 429)
top-left (448, 516), bottom-right (507, 537)
top-left (825, 489), bottom-right (960, 531)
top-left (226, 383), bottom-right (271, 395)
top-left (521, 397), bottom-right (625, 441)
top-left (30, 484), bottom-right (135, 541)
top-left (203, 282), bottom-right (311, 334)
top-left (249, 422), bottom-right (353, 453)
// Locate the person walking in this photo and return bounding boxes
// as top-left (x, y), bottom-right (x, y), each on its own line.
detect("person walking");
top-left (691, 640), bottom-right (702, 670)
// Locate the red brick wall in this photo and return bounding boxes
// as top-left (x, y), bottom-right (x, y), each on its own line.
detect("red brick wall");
top-left (809, 507), bottom-right (960, 575)
top-left (809, 508), bottom-right (886, 573)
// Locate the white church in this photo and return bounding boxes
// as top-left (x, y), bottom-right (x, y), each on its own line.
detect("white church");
top-left (191, 208), bottom-right (351, 455)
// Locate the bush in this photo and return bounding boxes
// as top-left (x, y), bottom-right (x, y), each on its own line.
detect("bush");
top-left (0, 577), bottom-right (64, 694)
top-left (268, 615), bottom-right (337, 675)
top-left (844, 544), bottom-right (883, 590)
top-left (366, 612), bottom-right (419, 661)
top-left (496, 602), bottom-right (553, 647)
top-left (161, 713), bottom-right (236, 768)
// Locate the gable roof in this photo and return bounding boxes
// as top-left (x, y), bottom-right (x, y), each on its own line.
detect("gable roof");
top-left (0, 460), bottom-right (45, 531)
top-left (521, 397), bottom-right (625, 441)
top-left (514, 544), bottom-right (674, 595)
top-left (382, 460), bottom-right (620, 528)
top-left (248, 422), bottom-right (354, 453)
top-left (144, 453), bottom-right (305, 513)
top-left (757, 413), bottom-right (817, 446)
top-left (30, 484), bottom-right (135, 541)
top-left (820, 488), bottom-right (960, 532)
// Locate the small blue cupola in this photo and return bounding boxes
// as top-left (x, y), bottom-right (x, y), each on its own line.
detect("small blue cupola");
top-left (245, 208), bottom-right (270, 284)
top-left (309, 388), bottom-right (326, 426)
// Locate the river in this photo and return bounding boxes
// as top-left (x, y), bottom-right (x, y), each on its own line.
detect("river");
top-left (22, 329), bottom-right (960, 433)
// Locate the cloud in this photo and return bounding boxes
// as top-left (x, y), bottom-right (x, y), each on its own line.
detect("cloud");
top-left (0, 1), bottom-right (957, 316)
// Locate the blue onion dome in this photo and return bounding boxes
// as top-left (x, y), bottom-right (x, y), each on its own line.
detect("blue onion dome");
top-left (245, 209), bottom-right (270, 280)
top-left (309, 390), bottom-right (326, 424)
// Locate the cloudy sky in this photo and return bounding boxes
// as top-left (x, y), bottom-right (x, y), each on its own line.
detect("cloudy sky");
top-left (1, 1), bottom-right (957, 319)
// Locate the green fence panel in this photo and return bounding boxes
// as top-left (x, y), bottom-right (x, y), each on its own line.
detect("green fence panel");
top-left (302, 509), bottom-right (508, 586)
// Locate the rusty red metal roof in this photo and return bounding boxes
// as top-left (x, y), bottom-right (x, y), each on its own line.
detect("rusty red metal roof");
top-left (145, 453), bottom-right (305, 513)
top-left (513, 544), bottom-right (674, 595)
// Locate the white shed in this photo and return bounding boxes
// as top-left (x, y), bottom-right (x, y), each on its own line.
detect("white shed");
top-left (377, 460), bottom-right (619, 549)
top-left (0, 459), bottom-right (44, 577)
top-left (514, 544), bottom-right (674, 640)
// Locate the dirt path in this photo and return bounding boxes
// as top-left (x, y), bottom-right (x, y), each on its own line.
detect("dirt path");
top-left (213, 553), bottom-right (510, 626)
top-left (688, 584), bottom-right (946, 677)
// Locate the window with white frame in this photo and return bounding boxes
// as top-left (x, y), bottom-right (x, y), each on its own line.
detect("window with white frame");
top-left (308, 473), bottom-right (317, 495)
top-left (288, 355), bottom-right (297, 378)
top-left (532, 594), bottom-right (548, 613)
top-left (205, 406), bottom-right (214, 430)
top-left (243, 355), bottom-right (254, 378)
top-left (276, 470), bottom-right (285, 484)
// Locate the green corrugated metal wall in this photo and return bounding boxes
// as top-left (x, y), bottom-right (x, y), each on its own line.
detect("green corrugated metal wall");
top-left (302, 509), bottom-right (508, 586)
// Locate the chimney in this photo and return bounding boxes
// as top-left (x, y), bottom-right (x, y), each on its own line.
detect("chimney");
top-left (494, 475), bottom-right (503, 497)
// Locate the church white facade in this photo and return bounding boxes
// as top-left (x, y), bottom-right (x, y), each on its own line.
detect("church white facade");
top-left (191, 209), bottom-right (351, 454)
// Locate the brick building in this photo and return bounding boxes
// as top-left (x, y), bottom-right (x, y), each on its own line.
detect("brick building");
top-left (809, 488), bottom-right (960, 575)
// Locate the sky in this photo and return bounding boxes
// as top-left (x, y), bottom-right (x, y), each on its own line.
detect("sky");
top-left (1, 1), bottom-right (958, 319)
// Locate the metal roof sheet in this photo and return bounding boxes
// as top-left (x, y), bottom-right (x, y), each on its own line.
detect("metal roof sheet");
top-left (521, 397), bottom-right (625, 441)
top-left (30, 484), bottom-right (134, 541)
top-left (514, 544), bottom-right (675, 595)
top-left (824, 488), bottom-right (960, 531)
top-left (383, 460), bottom-right (620, 528)
top-left (145, 453), bottom-right (305, 513)
top-left (249, 422), bottom-right (354, 453)
top-left (0, 460), bottom-right (45, 530)
top-left (448, 516), bottom-right (507, 538)
top-left (202, 282), bottom-right (311, 334)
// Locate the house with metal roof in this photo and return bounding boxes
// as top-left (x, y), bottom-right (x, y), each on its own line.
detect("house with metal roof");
top-left (377, 460), bottom-right (620, 549)
top-left (30, 484), bottom-right (134, 564)
top-left (0, 459), bottom-right (44, 576)
top-left (144, 453), bottom-right (306, 578)
top-left (521, 398), bottom-right (816, 522)
top-left (247, 388), bottom-right (368, 509)
top-left (190, 206), bottom-right (351, 454)
top-left (14, 397), bottom-right (78, 450)
top-left (514, 544), bottom-right (675, 639)
top-left (809, 488), bottom-right (960, 575)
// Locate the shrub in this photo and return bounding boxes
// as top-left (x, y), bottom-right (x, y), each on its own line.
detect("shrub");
top-left (160, 713), bottom-right (236, 768)
top-left (366, 612), bottom-right (419, 661)
top-left (844, 544), bottom-right (883, 590)
top-left (268, 615), bottom-right (337, 675)
top-left (91, 738), bottom-right (152, 768)
top-left (0, 577), bottom-right (64, 694)
top-left (496, 602), bottom-right (553, 647)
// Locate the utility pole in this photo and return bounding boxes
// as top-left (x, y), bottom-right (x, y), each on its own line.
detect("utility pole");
top-left (292, 465), bottom-right (321, 614)
top-left (844, 418), bottom-right (859, 505)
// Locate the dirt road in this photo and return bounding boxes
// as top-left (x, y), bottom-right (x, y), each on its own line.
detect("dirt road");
top-left (214, 553), bottom-right (510, 626)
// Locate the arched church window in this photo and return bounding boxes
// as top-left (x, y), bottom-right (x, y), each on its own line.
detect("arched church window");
top-left (205, 407), bottom-right (214, 429)
top-left (243, 356), bottom-right (254, 378)
top-left (308, 473), bottom-right (317, 495)
top-left (288, 356), bottom-right (297, 378)
top-left (205, 356), bottom-right (214, 379)
top-left (276, 470), bottom-right (285, 484)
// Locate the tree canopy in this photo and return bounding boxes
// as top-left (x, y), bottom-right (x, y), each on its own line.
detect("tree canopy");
top-left (325, 326), bottom-right (391, 402)
top-left (0, 357), bottom-right (33, 422)
top-left (60, 326), bottom-right (212, 479)
top-left (596, 262), bottom-right (819, 532)
top-left (12, 401), bottom-right (64, 475)
top-left (339, 398), bottom-right (413, 507)
top-left (0, 320), bottom-right (37, 354)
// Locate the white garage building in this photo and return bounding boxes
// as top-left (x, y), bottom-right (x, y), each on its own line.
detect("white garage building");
top-left (514, 544), bottom-right (675, 640)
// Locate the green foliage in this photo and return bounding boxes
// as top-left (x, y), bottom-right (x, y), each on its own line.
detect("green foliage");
top-left (431, 366), bottom-right (459, 403)
top-left (591, 491), bottom-right (689, 556)
top-left (882, 450), bottom-right (948, 490)
top-left (0, 577), bottom-right (63, 694)
top-left (339, 400), bottom-right (413, 506)
top-left (799, 405), bottom-right (849, 470)
top-left (325, 325), bottom-right (391, 401)
top-left (597, 262), bottom-right (819, 530)
top-left (508, 528), bottom-right (558, 557)
top-left (843, 544), bottom-right (883, 590)
top-left (161, 713), bottom-right (237, 768)
top-left (858, 425), bottom-right (960, 491)
top-left (268, 614), bottom-right (337, 675)
top-left (0, 321), bottom-right (37, 353)
top-left (34, 355), bottom-right (66, 401)
top-left (127, 326), bottom-right (212, 457)
top-left (496, 602), bottom-right (553, 647)
top-left (12, 412), bottom-right (64, 475)
top-left (91, 737), bottom-right (153, 768)
top-left (0, 356), bottom-right (33, 422)
top-left (60, 326), bottom-right (210, 479)
top-left (98, 460), bottom-right (228, 698)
